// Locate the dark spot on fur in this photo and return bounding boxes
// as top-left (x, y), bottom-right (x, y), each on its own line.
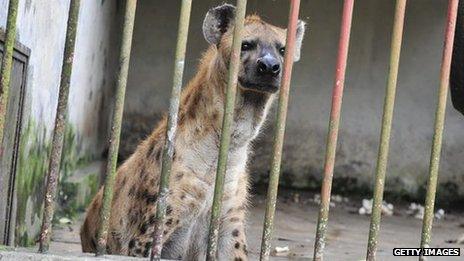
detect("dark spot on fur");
top-left (232, 229), bottom-right (239, 237)
top-left (243, 244), bottom-right (248, 255)
top-left (235, 258), bottom-right (243, 261)
top-left (143, 242), bottom-right (152, 257)
top-left (140, 223), bottom-right (149, 234)
top-left (91, 238), bottom-right (97, 249)
top-left (166, 218), bottom-right (173, 226)
top-left (188, 93), bottom-right (201, 119)
top-left (178, 113), bottom-right (186, 125)
top-left (166, 205), bottom-right (173, 215)
top-left (176, 172), bottom-right (184, 181)
top-left (189, 202), bottom-right (196, 209)
top-left (155, 149), bottom-right (161, 162)
top-left (212, 112), bottom-right (219, 122)
top-left (146, 193), bottom-right (158, 204)
top-left (149, 215), bottom-right (156, 224)
top-left (230, 217), bottom-right (240, 223)
top-left (135, 248), bottom-right (142, 254)
top-left (163, 230), bottom-right (168, 235)
top-left (129, 186), bottom-right (136, 196)
top-left (235, 242), bottom-right (240, 249)
top-left (147, 143), bottom-right (156, 158)
top-left (129, 239), bottom-right (136, 249)
top-left (176, 219), bottom-right (180, 225)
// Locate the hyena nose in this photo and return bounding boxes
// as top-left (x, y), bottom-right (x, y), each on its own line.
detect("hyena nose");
top-left (257, 56), bottom-right (280, 77)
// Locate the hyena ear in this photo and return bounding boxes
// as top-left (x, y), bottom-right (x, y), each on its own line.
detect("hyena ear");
top-left (203, 4), bottom-right (236, 45)
top-left (293, 20), bottom-right (307, 62)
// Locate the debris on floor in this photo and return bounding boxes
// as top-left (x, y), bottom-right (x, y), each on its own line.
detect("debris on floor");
top-left (446, 233), bottom-right (464, 244)
top-left (311, 194), bottom-right (346, 207)
top-left (406, 203), bottom-right (424, 219)
top-left (434, 208), bottom-right (445, 220)
top-left (406, 203), bottom-right (445, 220)
top-left (358, 199), bottom-right (394, 216)
top-left (272, 246), bottom-right (290, 257)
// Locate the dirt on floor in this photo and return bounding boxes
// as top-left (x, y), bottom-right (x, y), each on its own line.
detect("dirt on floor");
top-left (46, 189), bottom-right (463, 260)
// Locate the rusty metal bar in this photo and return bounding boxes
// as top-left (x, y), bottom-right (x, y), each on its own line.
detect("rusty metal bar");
top-left (38, 0), bottom-right (80, 253)
top-left (0, 0), bottom-right (19, 156)
top-left (419, 0), bottom-right (459, 258)
top-left (259, 0), bottom-right (301, 260)
top-left (150, 0), bottom-right (192, 259)
top-left (365, 1), bottom-right (407, 260)
top-left (312, 1), bottom-right (354, 260)
top-left (96, 0), bottom-right (137, 255)
top-left (205, 0), bottom-right (248, 260)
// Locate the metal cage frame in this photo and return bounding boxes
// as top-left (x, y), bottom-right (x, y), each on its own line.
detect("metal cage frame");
top-left (0, 0), bottom-right (459, 260)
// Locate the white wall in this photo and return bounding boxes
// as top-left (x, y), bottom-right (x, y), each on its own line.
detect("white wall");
top-left (0, 0), bottom-right (119, 154)
top-left (123, 0), bottom-right (464, 198)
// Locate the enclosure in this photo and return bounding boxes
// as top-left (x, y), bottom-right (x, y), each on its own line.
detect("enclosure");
top-left (0, 0), bottom-right (463, 260)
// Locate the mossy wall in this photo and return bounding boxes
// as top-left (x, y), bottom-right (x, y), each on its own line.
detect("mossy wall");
top-left (15, 120), bottom-right (94, 246)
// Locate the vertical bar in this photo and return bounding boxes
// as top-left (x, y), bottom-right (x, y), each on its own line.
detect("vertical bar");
top-left (312, 1), bottom-right (354, 260)
top-left (259, 1), bottom-right (301, 260)
top-left (0, 0), bottom-right (19, 156)
top-left (38, 0), bottom-right (80, 253)
top-left (150, 0), bottom-right (192, 260)
top-left (365, 1), bottom-right (407, 260)
top-left (205, 0), bottom-right (248, 260)
top-left (96, 0), bottom-right (137, 255)
top-left (419, 0), bottom-right (459, 259)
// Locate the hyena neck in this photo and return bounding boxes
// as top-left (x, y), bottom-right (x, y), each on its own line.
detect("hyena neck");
top-left (179, 48), bottom-right (275, 149)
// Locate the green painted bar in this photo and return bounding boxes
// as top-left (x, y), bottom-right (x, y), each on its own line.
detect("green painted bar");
top-left (205, 0), bottom-right (248, 260)
top-left (96, 0), bottom-right (137, 255)
top-left (150, 0), bottom-right (192, 260)
top-left (419, 1), bottom-right (459, 259)
top-left (259, 0), bottom-right (301, 260)
top-left (0, 0), bottom-right (19, 156)
top-left (366, 1), bottom-right (407, 260)
top-left (38, 0), bottom-right (81, 253)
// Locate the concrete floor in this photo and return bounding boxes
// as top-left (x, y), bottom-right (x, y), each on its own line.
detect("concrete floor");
top-left (16, 192), bottom-right (463, 260)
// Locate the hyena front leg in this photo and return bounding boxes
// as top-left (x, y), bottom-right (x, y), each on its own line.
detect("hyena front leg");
top-left (218, 206), bottom-right (249, 261)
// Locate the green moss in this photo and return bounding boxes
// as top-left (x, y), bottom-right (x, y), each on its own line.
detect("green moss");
top-left (14, 120), bottom-right (94, 246)
top-left (15, 121), bottom-right (50, 246)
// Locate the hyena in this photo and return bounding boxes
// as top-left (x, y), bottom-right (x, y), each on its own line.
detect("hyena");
top-left (80, 4), bottom-right (305, 260)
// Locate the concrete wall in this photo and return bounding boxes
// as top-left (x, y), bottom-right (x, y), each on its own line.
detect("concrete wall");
top-left (0, 0), bottom-right (120, 245)
top-left (123, 0), bottom-right (464, 201)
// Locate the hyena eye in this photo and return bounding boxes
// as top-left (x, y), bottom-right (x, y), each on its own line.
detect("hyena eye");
top-left (241, 41), bottom-right (255, 51)
top-left (279, 47), bottom-right (286, 56)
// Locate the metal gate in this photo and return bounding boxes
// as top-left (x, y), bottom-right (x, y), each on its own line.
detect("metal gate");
top-left (0, 0), bottom-right (461, 260)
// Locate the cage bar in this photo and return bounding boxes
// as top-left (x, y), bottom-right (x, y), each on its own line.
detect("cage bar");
top-left (312, 1), bottom-right (354, 260)
top-left (0, 0), bottom-right (19, 155)
top-left (37, 0), bottom-right (80, 253)
top-left (96, 0), bottom-right (137, 255)
top-left (259, 0), bottom-right (301, 260)
top-left (419, 0), bottom-right (459, 258)
top-left (150, 0), bottom-right (192, 260)
top-left (205, 1), bottom-right (248, 260)
top-left (365, 1), bottom-right (407, 260)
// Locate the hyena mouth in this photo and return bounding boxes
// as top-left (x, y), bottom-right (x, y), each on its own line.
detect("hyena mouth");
top-left (238, 77), bottom-right (279, 93)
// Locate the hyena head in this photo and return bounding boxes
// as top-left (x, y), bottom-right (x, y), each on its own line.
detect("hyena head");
top-left (203, 4), bottom-right (306, 94)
